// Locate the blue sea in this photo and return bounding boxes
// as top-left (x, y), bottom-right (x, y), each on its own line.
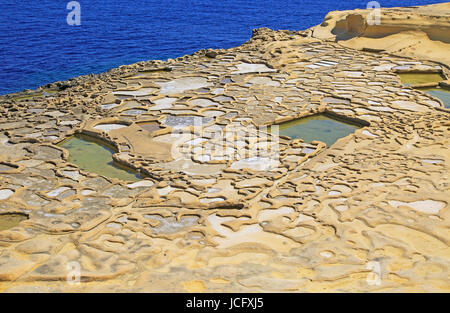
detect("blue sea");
top-left (0, 0), bottom-right (446, 95)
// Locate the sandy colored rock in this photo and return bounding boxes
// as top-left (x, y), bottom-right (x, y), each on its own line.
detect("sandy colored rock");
top-left (0, 3), bottom-right (448, 293)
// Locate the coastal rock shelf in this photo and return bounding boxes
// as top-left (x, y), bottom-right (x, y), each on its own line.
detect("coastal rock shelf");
top-left (0, 3), bottom-right (449, 292)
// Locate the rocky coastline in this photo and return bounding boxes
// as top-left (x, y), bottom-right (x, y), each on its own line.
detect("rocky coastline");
top-left (0, 3), bottom-right (449, 292)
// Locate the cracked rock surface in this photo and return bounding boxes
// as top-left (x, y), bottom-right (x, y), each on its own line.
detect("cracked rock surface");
top-left (0, 4), bottom-right (449, 292)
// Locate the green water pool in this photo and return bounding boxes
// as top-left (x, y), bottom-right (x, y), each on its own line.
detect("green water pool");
top-left (398, 73), bottom-right (444, 86)
top-left (0, 213), bottom-right (28, 231)
top-left (270, 114), bottom-right (362, 147)
top-left (419, 87), bottom-right (450, 108)
top-left (58, 135), bottom-right (141, 182)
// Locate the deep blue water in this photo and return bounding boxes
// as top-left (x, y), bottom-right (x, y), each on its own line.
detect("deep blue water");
top-left (0, 0), bottom-right (446, 95)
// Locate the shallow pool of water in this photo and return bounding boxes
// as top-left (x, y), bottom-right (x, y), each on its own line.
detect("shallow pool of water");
top-left (398, 73), bottom-right (444, 86)
top-left (418, 87), bottom-right (450, 108)
top-left (270, 114), bottom-right (362, 146)
top-left (58, 135), bottom-right (141, 182)
top-left (0, 213), bottom-right (28, 231)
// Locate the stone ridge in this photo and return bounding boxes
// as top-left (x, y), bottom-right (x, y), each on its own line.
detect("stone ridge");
top-left (310, 2), bottom-right (450, 68)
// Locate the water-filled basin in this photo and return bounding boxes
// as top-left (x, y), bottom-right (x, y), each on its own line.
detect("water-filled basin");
top-left (418, 87), bottom-right (450, 108)
top-left (398, 73), bottom-right (444, 86)
top-left (0, 213), bottom-right (28, 231)
top-left (270, 113), bottom-right (363, 146)
top-left (58, 135), bottom-right (141, 182)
